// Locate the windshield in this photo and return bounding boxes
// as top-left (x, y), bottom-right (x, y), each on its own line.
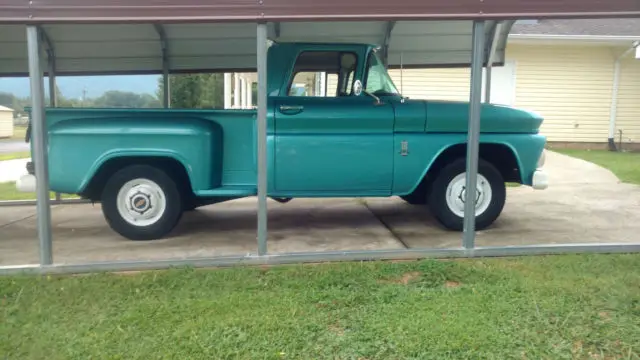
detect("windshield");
top-left (364, 51), bottom-right (400, 96)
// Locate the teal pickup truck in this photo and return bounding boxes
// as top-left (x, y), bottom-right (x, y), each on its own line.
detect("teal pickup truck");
top-left (18, 42), bottom-right (548, 241)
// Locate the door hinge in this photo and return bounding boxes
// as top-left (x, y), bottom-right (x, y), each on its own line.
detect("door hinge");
top-left (400, 141), bottom-right (409, 156)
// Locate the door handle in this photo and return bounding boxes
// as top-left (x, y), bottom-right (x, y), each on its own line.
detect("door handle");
top-left (278, 105), bottom-right (304, 115)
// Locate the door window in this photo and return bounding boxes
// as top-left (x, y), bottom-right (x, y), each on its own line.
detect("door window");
top-left (287, 51), bottom-right (358, 97)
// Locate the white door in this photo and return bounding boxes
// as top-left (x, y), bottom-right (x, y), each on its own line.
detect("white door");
top-left (482, 61), bottom-right (516, 106)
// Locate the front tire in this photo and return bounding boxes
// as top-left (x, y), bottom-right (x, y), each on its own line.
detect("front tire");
top-left (101, 165), bottom-right (184, 241)
top-left (428, 158), bottom-right (505, 231)
top-left (400, 192), bottom-right (426, 205)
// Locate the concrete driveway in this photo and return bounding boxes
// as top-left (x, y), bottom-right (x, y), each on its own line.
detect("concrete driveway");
top-left (1, 151), bottom-right (640, 267)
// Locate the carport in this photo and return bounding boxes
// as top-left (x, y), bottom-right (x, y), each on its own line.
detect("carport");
top-left (0, 1), bottom-right (639, 274)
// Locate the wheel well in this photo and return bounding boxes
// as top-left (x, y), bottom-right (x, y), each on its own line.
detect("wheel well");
top-left (416, 143), bottom-right (521, 196)
top-left (81, 156), bottom-right (194, 201)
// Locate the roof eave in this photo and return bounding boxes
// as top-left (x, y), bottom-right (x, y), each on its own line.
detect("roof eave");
top-left (508, 34), bottom-right (640, 45)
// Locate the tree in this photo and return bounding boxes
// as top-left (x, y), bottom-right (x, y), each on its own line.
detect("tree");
top-left (158, 73), bottom-right (225, 109)
top-left (0, 92), bottom-right (31, 117)
top-left (2, 85), bottom-right (161, 114)
top-left (91, 90), bottom-right (160, 108)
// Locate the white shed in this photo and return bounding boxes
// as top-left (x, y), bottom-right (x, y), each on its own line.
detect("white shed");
top-left (0, 105), bottom-right (14, 138)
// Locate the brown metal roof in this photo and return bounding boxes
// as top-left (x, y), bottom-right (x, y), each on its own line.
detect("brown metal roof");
top-left (1, 0), bottom-right (640, 24)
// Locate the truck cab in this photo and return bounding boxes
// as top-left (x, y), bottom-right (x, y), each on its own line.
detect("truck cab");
top-left (18, 41), bottom-right (548, 240)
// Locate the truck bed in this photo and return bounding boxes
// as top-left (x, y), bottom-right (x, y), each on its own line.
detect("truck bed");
top-left (41, 107), bottom-right (259, 196)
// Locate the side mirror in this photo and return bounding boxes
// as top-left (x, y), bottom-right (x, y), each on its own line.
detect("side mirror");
top-left (353, 79), bottom-right (382, 105)
top-left (352, 80), bottom-right (363, 96)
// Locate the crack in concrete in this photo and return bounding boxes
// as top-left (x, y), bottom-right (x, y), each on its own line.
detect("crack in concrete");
top-left (362, 200), bottom-right (410, 249)
top-left (0, 212), bottom-right (38, 229)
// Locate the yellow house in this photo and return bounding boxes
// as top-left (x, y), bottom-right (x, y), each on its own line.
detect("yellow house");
top-left (0, 105), bottom-right (14, 138)
top-left (389, 19), bottom-right (640, 150)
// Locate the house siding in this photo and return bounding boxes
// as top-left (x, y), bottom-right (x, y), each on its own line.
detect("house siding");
top-left (616, 57), bottom-right (640, 144)
top-left (508, 44), bottom-right (615, 143)
top-left (0, 111), bottom-right (13, 138)
top-left (385, 42), bottom-right (640, 145)
top-left (388, 68), bottom-right (470, 101)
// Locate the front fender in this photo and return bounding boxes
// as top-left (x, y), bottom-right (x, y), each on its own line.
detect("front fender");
top-left (393, 133), bottom-right (545, 195)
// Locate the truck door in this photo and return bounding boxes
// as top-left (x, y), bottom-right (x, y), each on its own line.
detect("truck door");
top-left (273, 50), bottom-right (394, 194)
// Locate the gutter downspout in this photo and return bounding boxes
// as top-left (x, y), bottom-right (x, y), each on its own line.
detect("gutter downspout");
top-left (608, 41), bottom-right (639, 151)
top-left (485, 22), bottom-right (503, 104)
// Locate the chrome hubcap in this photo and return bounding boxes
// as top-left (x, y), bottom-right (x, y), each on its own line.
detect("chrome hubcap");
top-left (445, 173), bottom-right (492, 217)
top-left (116, 178), bottom-right (167, 226)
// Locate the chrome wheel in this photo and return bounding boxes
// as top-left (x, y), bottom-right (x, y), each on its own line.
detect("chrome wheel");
top-left (116, 178), bottom-right (167, 227)
top-left (444, 173), bottom-right (493, 218)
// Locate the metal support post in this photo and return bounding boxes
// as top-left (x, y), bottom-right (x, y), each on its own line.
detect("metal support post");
top-left (155, 24), bottom-right (170, 108)
top-left (224, 73), bottom-right (232, 109)
top-left (256, 23), bottom-right (268, 255)
top-left (382, 21), bottom-right (396, 67)
top-left (41, 27), bottom-right (62, 201)
top-left (484, 66), bottom-right (492, 103)
top-left (462, 20), bottom-right (485, 250)
top-left (241, 77), bottom-right (247, 109)
top-left (234, 73), bottom-right (241, 108)
top-left (162, 64), bottom-right (170, 108)
top-left (48, 59), bottom-right (57, 107)
top-left (27, 26), bottom-right (53, 265)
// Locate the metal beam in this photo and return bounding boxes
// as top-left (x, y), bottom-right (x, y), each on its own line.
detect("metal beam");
top-left (0, 198), bottom-right (90, 207)
top-left (26, 26), bottom-right (53, 266)
top-left (256, 23), bottom-right (268, 256)
top-left (462, 20), bottom-right (485, 250)
top-left (274, 22), bottom-right (281, 38)
top-left (154, 24), bottom-right (170, 108)
top-left (486, 22), bottom-right (502, 67)
top-left (37, 26), bottom-right (54, 57)
top-left (2, 243), bottom-right (640, 275)
top-left (382, 21), bottom-right (396, 67)
top-left (36, 27), bottom-right (57, 105)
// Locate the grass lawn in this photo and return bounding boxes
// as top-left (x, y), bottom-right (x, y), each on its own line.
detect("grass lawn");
top-left (555, 149), bottom-right (640, 185)
top-left (0, 181), bottom-right (77, 201)
top-left (11, 126), bottom-right (27, 140)
top-left (1, 254), bottom-right (639, 359)
top-left (0, 151), bottom-right (30, 161)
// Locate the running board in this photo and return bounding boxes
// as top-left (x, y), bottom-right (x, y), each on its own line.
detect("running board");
top-left (195, 186), bottom-right (257, 197)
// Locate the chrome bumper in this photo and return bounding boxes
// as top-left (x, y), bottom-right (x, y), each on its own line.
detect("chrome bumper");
top-left (16, 174), bottom-right (36, 193)
top-left (532, 169), bottom-right (548, 190)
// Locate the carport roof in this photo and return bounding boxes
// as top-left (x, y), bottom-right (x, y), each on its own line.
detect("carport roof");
top-left (0, 20), bottom-right (512, 76)
top-left (1, 0), bottom-right (639, 23)
top-left (0, 0), bottom-right (638, 77)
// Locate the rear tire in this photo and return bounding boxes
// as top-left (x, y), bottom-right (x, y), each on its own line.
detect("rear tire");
top-left (428, 158), bottom-right (505, 231)
top-left (101, 165), bottom-right (183, 241)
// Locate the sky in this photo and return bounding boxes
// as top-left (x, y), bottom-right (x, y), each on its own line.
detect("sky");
top-left (0, 75), bottom-right (160, 99)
